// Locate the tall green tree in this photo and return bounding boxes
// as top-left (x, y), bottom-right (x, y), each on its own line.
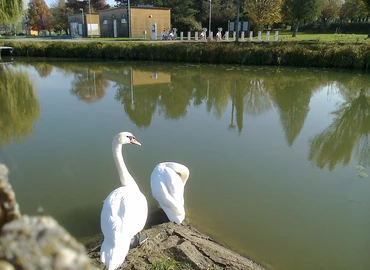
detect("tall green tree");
top-left (341, 0), bottom-right (367, 23)
top-left (362, 0), bottom-right (370, 37)
top-left (28, 0), bottom-right (51, 33)
top-left (320, 0), bottom-right (341, 24)
top-left (243, 0), bottom-right (283, 31)
top-left (203, 0), bottom-right (236, 30)
top-left (282, 0), bottom-right (322, 37)
top-left (160, 0), bottom-right (197, 23)
top-left (50, 0), bottom-right (73, 34)
top-left (0, 0), bottom-right (23, 23)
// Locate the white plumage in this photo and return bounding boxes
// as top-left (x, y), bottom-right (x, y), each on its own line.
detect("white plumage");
top-left (150, 162), bottom-right (190, 224)
top-left (100, 132), bottom-right (148, 270)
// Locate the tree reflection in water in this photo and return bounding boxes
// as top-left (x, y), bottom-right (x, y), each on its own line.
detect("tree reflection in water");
top-left (0, 66), bottom-right (40, 147)
top-left (309, 87), bottom-right (370, 170)
top-left (70, 69), bottom-right (109, 103)
top-left (10, 60), bottom-right (370, 170)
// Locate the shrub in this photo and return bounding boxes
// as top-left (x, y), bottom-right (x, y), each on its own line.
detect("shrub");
top-left (173, 17), bottom-right (202, 33)
top-left (5, 40), bottom-right (370, 70)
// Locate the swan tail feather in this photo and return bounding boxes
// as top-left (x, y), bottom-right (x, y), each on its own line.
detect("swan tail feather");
top-left (100, 240), bottom-right (130, 270)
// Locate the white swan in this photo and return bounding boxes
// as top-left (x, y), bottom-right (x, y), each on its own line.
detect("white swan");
top-left (150, 162), bottom-right (190, 224)
top-left (100, 132), bottom-right (148, 270)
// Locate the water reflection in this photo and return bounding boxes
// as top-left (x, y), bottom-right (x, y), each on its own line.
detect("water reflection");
top-left (2, 60), bottom-right (370, 270)
top-left (33, 62), bottom-right (54, 78)
top-left (70, 69), bottom-right (108, 103)
top-left (267, 72), bottom-right (323, 146)
top-left (0, 65), bottom-right (40, 147)
top-left (7, 60), bottom-right (370, 170)
top-left (114, 69), bottom-right (163, 127)
top-left (309, 86), bottom-right (370, 170)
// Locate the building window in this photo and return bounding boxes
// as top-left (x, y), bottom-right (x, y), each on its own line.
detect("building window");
top-left (103, 19), bottom-right (108, 24)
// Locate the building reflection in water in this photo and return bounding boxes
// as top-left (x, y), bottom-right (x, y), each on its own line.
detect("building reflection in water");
top-left (114, 68), bottom-right (171, 128)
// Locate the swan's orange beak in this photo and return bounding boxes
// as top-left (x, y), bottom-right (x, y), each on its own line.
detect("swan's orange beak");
top-left (130, 138), bottom-right (141, 146)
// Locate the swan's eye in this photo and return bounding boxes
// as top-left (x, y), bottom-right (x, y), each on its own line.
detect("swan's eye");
top-left (127, 136), bottom-right (134, 140)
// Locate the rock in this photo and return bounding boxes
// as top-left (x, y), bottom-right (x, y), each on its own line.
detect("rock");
top-left (0, 163), bottom-right (98, 270)
top-left (0, 164), bottom-right (21, 229)
top-left (86, 213), bottom-right (265, 270)
top-left (0, 260), bottom-right (15, 270)
top-left (0, 215), bottom-right (98, 270)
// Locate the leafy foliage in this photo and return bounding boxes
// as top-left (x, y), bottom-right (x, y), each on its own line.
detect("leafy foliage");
top-left (362, 0), bottom-right (370, 11)
top-left (282, 0), bottom-right (322, 36)
top-left (173, 16), bottom-right (202, 32)
top-left (341, 0), bottom-right (367, 22)
top-left (320, 0), bottom-right (341, 23)
top-left (243, 0), bottom-right (283, 31)
top-left (27, 0), bottom-right (51, 32)
top-left (66, 0), bottom-right (109, 14)
top-left (50, 0), bottom-right (74, 34)
top-left (0, 66), bottom-right (40, 147)
top-left (0, 0), bottom-right (23, 23)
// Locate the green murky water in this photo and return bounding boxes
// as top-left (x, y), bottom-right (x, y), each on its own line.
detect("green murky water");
top-left (1, 59), bottom-right (369, 270)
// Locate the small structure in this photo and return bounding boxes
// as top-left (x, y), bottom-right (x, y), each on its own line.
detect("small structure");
top-left (0, 46), bottom-right (13, 57)
top-left (97, 6), bottom-right (170, 39)
top-left (68, 13), bottom-right (100, 38)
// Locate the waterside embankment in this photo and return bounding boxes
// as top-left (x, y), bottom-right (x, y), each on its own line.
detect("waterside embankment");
top-left (1, 40), bottom-right (370, 70)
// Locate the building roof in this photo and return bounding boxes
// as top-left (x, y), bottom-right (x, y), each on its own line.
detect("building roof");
top-left (97, 6), bottom-right (170, 14)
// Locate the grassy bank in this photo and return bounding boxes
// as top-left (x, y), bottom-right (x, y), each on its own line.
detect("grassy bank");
top-left (2, 40), bottom-right (370, 70)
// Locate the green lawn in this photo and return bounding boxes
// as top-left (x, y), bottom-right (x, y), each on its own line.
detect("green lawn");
top-left (1, 32), bottom-right (369, 44)
top-left (268, 30), bottom-right (369, 43)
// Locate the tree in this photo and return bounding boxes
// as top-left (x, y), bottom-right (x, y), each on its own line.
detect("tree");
top-left (341, 0), bottom-right (367, 23)
top-left (202, 0), bottom-right (236, 31)
top-left (0, 0), bottom-right (23, 23)
top-left (282, 0), bottom-right (322, 37)
top-left (50, 0), bottom-right (73, 34)
top-left (160, 0), bottom-right (197, 23)
top-left (320, 0), bottom-right (341, 24)
top-left (91, 0), bottom-right (110, 11)
top-left (362, 0), bottom-right (370, 37)
top-left (66, 0), bottom-right (109, 13)
top-left (243, 0), bottom-right (283, 31)
top-left (27, 0), bottom-right (51, 33)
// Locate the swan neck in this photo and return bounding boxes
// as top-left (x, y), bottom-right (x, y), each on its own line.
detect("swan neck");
top-left (113, 143), bottom-right (135, 187)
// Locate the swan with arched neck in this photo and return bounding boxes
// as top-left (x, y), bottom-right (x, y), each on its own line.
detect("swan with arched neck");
top-left (100, 132), bottom-right (148, 270)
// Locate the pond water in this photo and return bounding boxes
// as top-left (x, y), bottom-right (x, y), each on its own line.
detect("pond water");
top-left (0, 59), bottom-right (369, 270)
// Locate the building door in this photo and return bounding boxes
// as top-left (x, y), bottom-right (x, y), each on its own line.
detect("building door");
top-left (113, 19), bottom-right (117, 38)
top-left (70, 22), bottom-right (78, 38)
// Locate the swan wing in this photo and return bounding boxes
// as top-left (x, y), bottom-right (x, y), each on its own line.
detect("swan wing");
top-left (151, 163), bottom-right (186, 223)
top-left (100, 186), bottom-right (148, 270)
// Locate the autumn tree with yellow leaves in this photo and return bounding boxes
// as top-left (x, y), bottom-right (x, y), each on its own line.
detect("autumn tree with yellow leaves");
top-left (243, 0), bottom-right (283, 31)
top-left (27, 0), bottom-right (51, 34)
